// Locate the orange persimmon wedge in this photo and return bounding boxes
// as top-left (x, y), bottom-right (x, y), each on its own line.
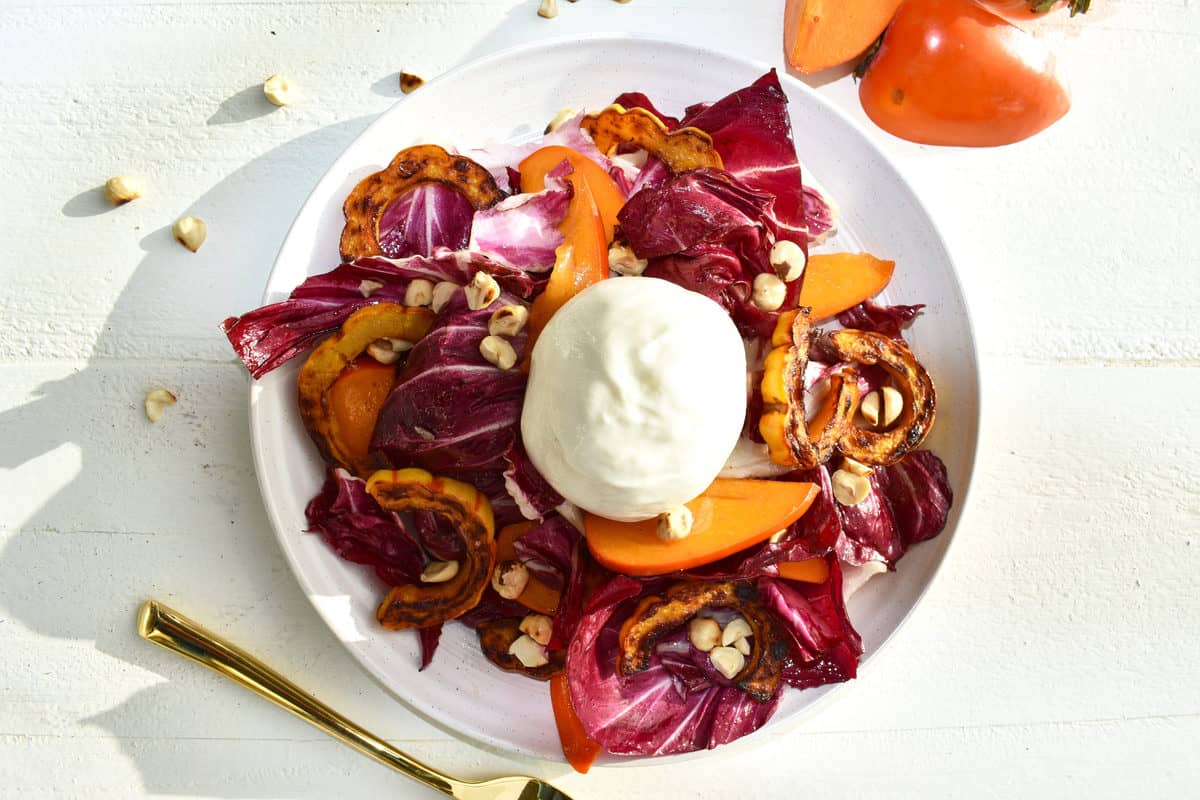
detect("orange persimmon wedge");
top-left (519, 145), bottom-right (625, 242)
top-left (496, 522), bottom-right (561, 615)
top-left (798, 252), bottom-right (895, 321)
top-left (551, 673), bottom-right (602, 774)
top-left (785, 0), bottom-right (905, 74)
top-left (519, 146), bottom-right (624, 357)
top-left (777, 557), bottom-right (831, 584)
top-left (326, 359), bottom-right (396, 460)
top-left (584, 479), bottom-right (819, 576)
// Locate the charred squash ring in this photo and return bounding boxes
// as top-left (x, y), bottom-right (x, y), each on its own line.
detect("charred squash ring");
top-left (298, 303), bottom-right (435, 478)
top-left (581, 105), bottom-right (724, 173)
top-left (368, 468), bottom-right (497, 630)
top-left (617, 581), bottom-right (787, 702)
top-left (475, 617), bottom-right (563, 681)
top-left (340, 145), bottom-right (505, 260)
top-left (824, 329), bottom-right (937, 467)
top-left (759, 309), bottom-right (860, 470)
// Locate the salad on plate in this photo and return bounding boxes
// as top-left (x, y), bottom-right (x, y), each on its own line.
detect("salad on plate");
top-left (223, 70), bottom-right (953, 771)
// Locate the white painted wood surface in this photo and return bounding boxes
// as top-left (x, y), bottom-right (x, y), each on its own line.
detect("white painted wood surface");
top-left (1, 1), bottom-right (1197, 797)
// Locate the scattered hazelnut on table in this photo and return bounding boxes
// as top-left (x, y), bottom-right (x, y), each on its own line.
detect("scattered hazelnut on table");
top-left (399, 71), bottom-right (425, 94)
top-left (262, 74), bottom-right (294, 106)
top-left (144, 388), bottom-right (177, 422)
top-left (172, 216), bottom-right (207, 252)
top-left (538, 0), bottom-right (558, 18)
top-left (104, 175), bottom-right (144, 205)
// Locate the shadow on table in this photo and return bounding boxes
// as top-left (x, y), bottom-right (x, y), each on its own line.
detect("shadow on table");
top-left (0, 108), bottom-right (427, 797)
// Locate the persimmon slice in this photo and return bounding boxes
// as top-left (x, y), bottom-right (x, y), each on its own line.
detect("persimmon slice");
top-left (496, 522), bottom-right (561, 615)
top-left (797, 252), bottom-right (895, 322)
top-left (583, 479), bottom-right (819, 576)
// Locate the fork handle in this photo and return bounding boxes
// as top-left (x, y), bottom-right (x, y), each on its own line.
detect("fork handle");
top-left (137, 599), bottom-right (458, 797)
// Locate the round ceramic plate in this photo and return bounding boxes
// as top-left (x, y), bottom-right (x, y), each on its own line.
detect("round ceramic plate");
top-left (249, 35), bottom-right (980, 763)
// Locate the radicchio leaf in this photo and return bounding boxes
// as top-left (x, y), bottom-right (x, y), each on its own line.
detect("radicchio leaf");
top-left (304, 468), bottom-right (422, 586)
top-left (503, 439), bottom-right (564, 522)
top-left (836, 299), bottom-right (926, 339)
top-left (418, 624), bottom-right (443, 671)
top-left (832, 450), bottom-right (953, 567)
top-left (469, 168), bottom-right (572, 271)
top-left (565, 577), bottom-right (781, 756)
top-left (802, 182), bottom-right (839, 245)
top-left (623, 169), bottom-right (799, 338)
top-left (376, 183), bottom-right (474, 258)
top-left (223, 249), bottom-right (535, 378)
top-left (679, 70), bottom-right (809, 248)
top-left (512, 514), bottom-right (580, 592)
top-left (370, 290), bottom-right (527, 473)
top-left (761, 567), bottom-right (862, 690)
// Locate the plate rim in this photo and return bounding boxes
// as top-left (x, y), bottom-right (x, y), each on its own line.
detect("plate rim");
top-left (247, 31), bottom-right (982, 766)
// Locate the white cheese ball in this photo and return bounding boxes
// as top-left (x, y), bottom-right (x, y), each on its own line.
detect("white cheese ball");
top-left (521, 277), bottom-right (747, 522)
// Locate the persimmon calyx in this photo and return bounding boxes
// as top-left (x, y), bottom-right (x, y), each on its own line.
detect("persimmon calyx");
top-left (581, 105), bottom-right (724, 173)
top-left (616, 581), bottom-right (787, 702)
top-left (340, 145), bottom-right (504, 260)
top-left (823, 329), bottom-right (937, 466)
top-left (759, 308), bottom-right (860, 469)
top-left (368, 468), bottom-right (496, 630)
top-left (298, 303), bottom-right (435, 477)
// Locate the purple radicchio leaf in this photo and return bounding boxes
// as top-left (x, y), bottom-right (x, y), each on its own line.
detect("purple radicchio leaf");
top-left (303, 468), bottom-right (422, 587)
top-left (370, 290), bottom-right (528, 473)
top-left (512, 514), bottom-right (580, 592)
top-left (503, 438), bottom-right (564, 522)
top-left (611, 92), bottom-right (682, 130)
top-left (418, 624), bottom-right (443, 671)
top-left (802, 181), bottom-right (839, 245)
top-left (832, 450), bottom-right (953, 568)
top-left (679, 70), bottom-right (809, 249)
top-left (760, 566), bottom-right (862, 690)
top-left (565, 577), bottom-right (782, 756)
top-left (836, 299), bottom-right (926, 340)
top-left (469, 166), bottom-right (572, 271)
top-left (376, 183), bottom-right (474, 258)
top-left (623, 168), bottom-right (800, 339)
top-left (222, 249), bottom-right (535, 379)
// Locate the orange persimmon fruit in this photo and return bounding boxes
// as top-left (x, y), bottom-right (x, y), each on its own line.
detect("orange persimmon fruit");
top-left (798, 252), bottom-right (895, 321)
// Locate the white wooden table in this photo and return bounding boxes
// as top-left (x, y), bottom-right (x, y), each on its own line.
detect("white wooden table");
top-left (2, 1), bottom-right (1197, 797)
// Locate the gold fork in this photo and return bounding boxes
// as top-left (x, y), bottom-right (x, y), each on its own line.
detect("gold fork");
top-left (137, 600), bottom-right (576, 800)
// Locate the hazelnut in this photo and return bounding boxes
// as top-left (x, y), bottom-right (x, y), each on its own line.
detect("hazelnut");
top-left (465, 271), bottom-right (500, 310)
top-left (492, 560), bottom-right (529, 600)
top-left (263, 74), bottom-right (294, 106)
top-left (104, 176), bottom-right (144, 205)
top-left (172, 216), bottom-right (207, 252)
top-left (769, 239), bottom-right (807, 282)
top-left (519, 614), bottom-right (554, 646)
top-left (544, 107), bottom-right (578, 134)
top-left (399, 71), bottom-right (425, 94)
top-left (752, 272), bottom-right (786, 311)
top-left (419, 560), bottom-right (459, 583)
top-left (688, 617), bottom-right (721, 653)
top-left (358, 279), bottom-right (385, 298)
top-left (404, 278), bottom-right (434, 307)
top-left (721, 617), bottom-right (753, 647)
top-left (709, 646), bottom-right (745, 680)
top-left (841, 456), bottom-right (873, 477)
top-left (144, 388), bottom-right (177, 422)
top-left (488, 305), bottom-right (529, 338)
top-left (831, 469), bottom-right (871, 506)
top-left (538, 0), bottom-right (558, 18)
top-left (656, 505), bottom-right (694, 542)
top-left (366, 337), bottom-right (413, 365)
top-left (479, 335), bottom-right (517, 370)
top-left (609, 242), bottom-right (648, 277)
top-left (508, 634), bottom-right (550, 668)
top-left (431, 281), bottom-right (459, 313)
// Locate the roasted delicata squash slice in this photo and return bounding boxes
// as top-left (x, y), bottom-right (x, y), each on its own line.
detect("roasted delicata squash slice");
top-left (617, 581), bottom-right (788, 702)
top-left (581, 105), bottom-right (724, 173)
top-left (340, 145), bottom-right (505, 260)
top-left (475, 617), bottom-right (564, 680)
top-left (298, 303), bottom-right (435, 477)
top-left (822, 329), bottom-right (937, 467)
top-left (368, 468), bottom-right (497, 630)
top-left (759, 308), bottom-right (861, 470)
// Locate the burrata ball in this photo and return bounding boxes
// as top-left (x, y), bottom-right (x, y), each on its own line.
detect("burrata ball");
top-left (521, 276), bottom-right (747, 521)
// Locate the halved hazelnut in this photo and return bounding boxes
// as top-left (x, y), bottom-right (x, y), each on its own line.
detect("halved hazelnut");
top-left (144, 388), bottom-right (177, 422)
top-left (419, 560), bottom-right (459, 583)
top-left (492, 560), bottom-right (529, 600)
top-left (404, 278), bottom-right (434, 307)
top-left (399, 71), bottom-right (425, 94)
top-left (465, 271), bottom-right (500, 310)
top-left (172, 216), bottom-right (206, 252)
top-left (508, 633), bottom-right (550, 668)
top-left (488, 305), bottom-right (528, 337)
top-left (104, 176), bottom-right (144, 205)
top-left (479, 335), bottom-right (517, 370)
top-left (688, 617), bottom-right (721, 653)
top-left (263, 74), bottom-right (294, 107)
top-left (519, 614), bottom-right (553, 646)
top-left (709, 646), bottom-right (745, 680)
top-left (831, 468), bottom-right (871, 506)
top-left (752, 272), bottom-right (786, 311)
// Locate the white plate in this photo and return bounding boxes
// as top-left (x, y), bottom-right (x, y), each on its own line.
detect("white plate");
top-left (249, 35), bottom-right (980, 764)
